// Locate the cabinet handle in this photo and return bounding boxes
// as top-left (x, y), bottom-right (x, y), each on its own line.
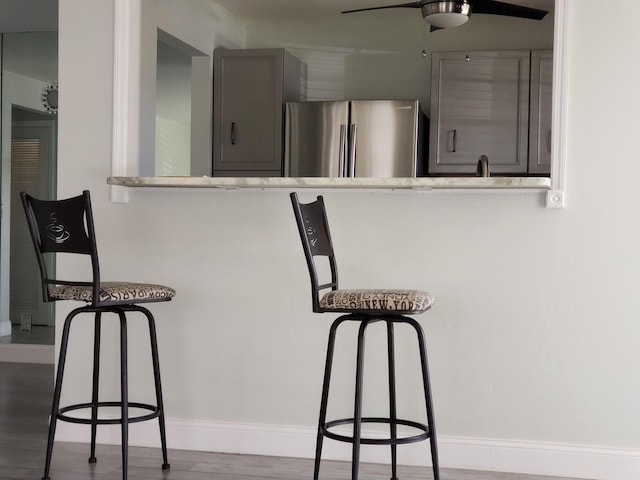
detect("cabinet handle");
top-left (339, 125), bottom-right (347, 177)
top-left (546, 129), bottom-right (552, 154)
top-left (449, 129), bottom-right (457, 153)
top-left (231, 122), bottom-right (237, 145)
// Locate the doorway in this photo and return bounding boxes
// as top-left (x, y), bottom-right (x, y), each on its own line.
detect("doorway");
top-left (0, 31), bottom-right (58, 355)
top-left (9, 109), bottom-right (57, 330)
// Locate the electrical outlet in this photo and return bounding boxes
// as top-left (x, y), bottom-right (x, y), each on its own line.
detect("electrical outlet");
top-left (20, 314), bottom-right (32, 332)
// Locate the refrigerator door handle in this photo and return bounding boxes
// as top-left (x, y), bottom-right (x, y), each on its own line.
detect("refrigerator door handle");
top-left (339, 125), bottom-right (347, 177)
top-left (349, 124), bottom-right (357, 177)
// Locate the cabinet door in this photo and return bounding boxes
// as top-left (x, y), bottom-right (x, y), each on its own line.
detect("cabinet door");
top-left (429, 51), bottom-right (530, 175)
top-left (529, 50), bottom-right (553, 175)
top-left (213, 51), bottom-right (283, 172)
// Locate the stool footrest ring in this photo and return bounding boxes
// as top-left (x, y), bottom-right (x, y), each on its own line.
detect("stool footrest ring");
top-left (57, 401), bottom-right (161, 425)
top-left (322, 417), bottom-right (430, 445)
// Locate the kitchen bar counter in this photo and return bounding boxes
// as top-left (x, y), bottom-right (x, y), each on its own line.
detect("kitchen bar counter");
top-left (108, 176), bottom-right (551, 190)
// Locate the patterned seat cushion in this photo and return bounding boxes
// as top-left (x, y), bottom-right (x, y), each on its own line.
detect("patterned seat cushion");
top-left (49, 282), bottom-right (175, 305)
top-left (319, 289), bottom-right (433, 314)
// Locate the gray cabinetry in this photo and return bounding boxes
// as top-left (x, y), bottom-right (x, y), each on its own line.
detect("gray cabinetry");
top-left (529, 50), bottom-right (553, 175)
top-left (428, 51), bottom-right (530, 175)
top-left (213, 48), bottom-right (303, 176)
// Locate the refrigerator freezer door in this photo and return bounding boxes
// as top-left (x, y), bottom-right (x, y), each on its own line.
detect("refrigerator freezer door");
top-left (285, 101), bottom-right (350, 177)
top-left (350, 100), bottom-right (421, 178)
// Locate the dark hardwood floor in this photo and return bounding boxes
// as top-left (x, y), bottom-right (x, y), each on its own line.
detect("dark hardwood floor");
top-left (0, 325), bottom-right (55, 345)
top-left (0, 362), bottom-right (581, 480)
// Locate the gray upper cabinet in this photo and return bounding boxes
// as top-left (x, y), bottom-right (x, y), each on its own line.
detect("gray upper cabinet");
top-left (428, 51), bottom-right (531, 175)
top-left (213, 48), bottom-right (303, 176)
top-left (528, 50), bottom-right (553, 175)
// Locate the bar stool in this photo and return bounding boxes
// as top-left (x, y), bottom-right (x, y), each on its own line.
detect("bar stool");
top-left (290, 192), bottom-right (439, 480)
top-left (21, 190), bottom-right (175, 480)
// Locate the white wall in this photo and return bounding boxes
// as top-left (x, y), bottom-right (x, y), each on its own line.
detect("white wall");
top-left (57, 1), bottom-right (640, 478)
top-left (155, 39), bottom-right (192, 176)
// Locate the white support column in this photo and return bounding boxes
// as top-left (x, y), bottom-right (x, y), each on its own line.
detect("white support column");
top-left (546, 0), bottom-right (569, 208)
top-left (111, 0), bottom-right (142, 203)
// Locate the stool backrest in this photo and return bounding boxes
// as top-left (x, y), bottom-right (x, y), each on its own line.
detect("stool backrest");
top-left (290, 192), bottom-right (338, 312)
top-left (21, 190), bottom-right (101, 304)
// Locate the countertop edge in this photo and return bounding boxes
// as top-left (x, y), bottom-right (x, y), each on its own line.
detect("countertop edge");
top-left (108, 176), bottom-right (552, 190)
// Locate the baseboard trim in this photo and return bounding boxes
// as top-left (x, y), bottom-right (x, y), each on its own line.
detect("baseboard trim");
top-left (54, 418), bottom-right (640, 479)
top-left (0, 320), bottom-right (11, 337)
top-left (0, 343), bottom-right (54, 364)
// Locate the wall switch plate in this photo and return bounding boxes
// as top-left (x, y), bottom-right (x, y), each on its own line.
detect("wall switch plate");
top-left (20, 314), bottom-right (32, 332)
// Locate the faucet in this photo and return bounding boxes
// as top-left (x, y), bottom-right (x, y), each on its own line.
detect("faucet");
top-left (476, 155), bottom-right (490, 177)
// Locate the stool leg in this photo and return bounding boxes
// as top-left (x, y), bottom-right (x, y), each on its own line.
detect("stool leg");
top-left (89, 312), bottom-right (102, 464)
top-left (409, 319), bottom-right (439, 480)
top-left (351, 320), bottom-right (370, 480)
top-left (386, 321), bottom-right (398, 480)
top-left (314, 317), bottom-right (347, 480)
top-left (42, 309), bottom-right (78, 480)
top-left (143, 307), bottom-right (170, 470)
top-left (118, 311), bottom-right (129, 480)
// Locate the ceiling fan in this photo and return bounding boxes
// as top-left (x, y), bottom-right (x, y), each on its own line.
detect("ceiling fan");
top-left (342, 1), bottom-right (549, 30)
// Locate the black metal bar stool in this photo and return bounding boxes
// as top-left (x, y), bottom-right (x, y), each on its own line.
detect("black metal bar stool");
top-left (21, 190), bottom-right (175, 480)
top-left (290, 192), bottom-right (439, 480)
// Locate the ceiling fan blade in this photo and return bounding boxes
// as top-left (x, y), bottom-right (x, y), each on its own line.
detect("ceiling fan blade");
top-left (472, 0), bottom-right (549, 20)
top-left (342, 2), bottom-right (424, 14)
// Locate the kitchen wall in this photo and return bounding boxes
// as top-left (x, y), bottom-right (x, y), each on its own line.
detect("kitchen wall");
top-left (56, 1), bottom-right (640, 478)
top-left (138, 0), bottom-right (244, 176)
top-left (245, 8), bottom-right (553, 106)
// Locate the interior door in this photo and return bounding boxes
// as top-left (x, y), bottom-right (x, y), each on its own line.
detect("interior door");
top-left (10, 119), bottom-right (56, 327)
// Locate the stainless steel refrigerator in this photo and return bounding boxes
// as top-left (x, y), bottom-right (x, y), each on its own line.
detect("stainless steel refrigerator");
top-left (285, 100), bottom-right (426, 177)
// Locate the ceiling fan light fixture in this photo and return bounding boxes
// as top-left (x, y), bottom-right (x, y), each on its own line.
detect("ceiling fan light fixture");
top-left (422, 1), bottom-right (471, 29)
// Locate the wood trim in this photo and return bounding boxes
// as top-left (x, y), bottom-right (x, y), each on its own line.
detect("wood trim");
top-left (111, 0), bottom-right (142, 203)
top-left (111, 0), bottom-right (568, 207)
top-left (56, 418), bottom-right (640, 478)
top-left (546, 0), bottom-right (569, 208)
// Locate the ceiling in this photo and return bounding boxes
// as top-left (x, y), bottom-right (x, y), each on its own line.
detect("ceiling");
top-left (212, 0), bottom-right (554, 22)
top-left (0, 0), bottom-right (57, 32)
top-left (2, 32), bottom-right (57, 83)
top-left (0, 0), bottom-right (58, 83)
